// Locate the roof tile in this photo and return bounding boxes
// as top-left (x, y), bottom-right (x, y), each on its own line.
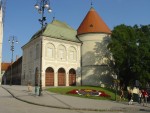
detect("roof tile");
top-left (1, 63), bottom-right (11, 71)
top-left (77, 7), bottom-right (111, 35)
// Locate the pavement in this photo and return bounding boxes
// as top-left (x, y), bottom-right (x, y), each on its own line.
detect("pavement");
top-left (1, 85), bottom-right (150, 112)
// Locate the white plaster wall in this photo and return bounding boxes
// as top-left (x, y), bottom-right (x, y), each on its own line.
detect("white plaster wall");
top-left (78, 33), bottom-right (113, 87)
top-left (79, 33), bottom-right (110, 66)
top-left (22, 36), bottom-right (81, 87)
top-left (42, 37), bottom-right (81, 87)
top-left (82, 66), bottom-right (113, 86)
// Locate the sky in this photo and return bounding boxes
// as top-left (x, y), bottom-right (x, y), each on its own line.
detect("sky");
top-left (2, 0), bottom-right (150, 62)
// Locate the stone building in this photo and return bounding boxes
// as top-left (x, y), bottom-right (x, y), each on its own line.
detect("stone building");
top-left (1, 62), bottom-right (11, 84)
top-left (2, 57), bottom-right (22, 85)
top-left (21, 20), bottom-right (81, 86)
top-left (21, 7), bottom-right (113, 87)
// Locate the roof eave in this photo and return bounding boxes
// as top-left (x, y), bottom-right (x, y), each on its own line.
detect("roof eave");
top-left (77, 31), bottom-right (112, 36)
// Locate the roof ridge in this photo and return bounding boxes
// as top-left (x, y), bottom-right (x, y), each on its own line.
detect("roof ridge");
top-left (51, 20), bottom-right (75, 31)
top-left (29, 20), bottom-right (79, 43)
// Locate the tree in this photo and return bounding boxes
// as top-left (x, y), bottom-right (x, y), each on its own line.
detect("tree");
top-left (135, 25), bottom-right (150, 86)
top-left (108, 24), bottom-right (150, 87)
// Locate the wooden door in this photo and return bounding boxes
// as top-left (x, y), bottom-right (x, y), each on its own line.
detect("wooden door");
top-left (69, 69), bottom-right (76, 86)
top-left (58, 68), bottom-right (66, 86)
top-left (45, 67), bottom-right (54, 86)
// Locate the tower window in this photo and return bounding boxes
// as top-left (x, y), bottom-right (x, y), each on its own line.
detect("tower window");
top-left (90, 24), bottom-right (93, 27)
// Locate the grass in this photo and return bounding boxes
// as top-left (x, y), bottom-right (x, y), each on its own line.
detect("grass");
top-left (46, 86), bottom-right (121, 101)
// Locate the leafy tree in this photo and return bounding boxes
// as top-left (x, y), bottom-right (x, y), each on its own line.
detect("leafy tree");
top-left (108, 24), bottom-right (150, 87)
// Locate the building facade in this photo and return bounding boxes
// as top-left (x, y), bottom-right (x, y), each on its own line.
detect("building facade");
top-left (21, 7), bottom-right (114, 87)
top-left (21, 20), bottom-right (81, 87)
top-left (1, 63), bottom-right (10, 84)
top-left (1, 57), bottom-right (22, 85)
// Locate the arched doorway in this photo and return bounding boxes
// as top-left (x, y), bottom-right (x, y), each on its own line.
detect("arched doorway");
top-left (35, 68), bottom-right (39, 85)
top-left (58, 68), bottom-right (66, 86)
top-left (69, 68), bottom-right (76, 86)
top-left (45, 67), bottom-right (54, 86)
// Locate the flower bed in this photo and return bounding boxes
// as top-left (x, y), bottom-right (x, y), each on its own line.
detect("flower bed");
top-left (66, 89), bottom-right (111, 97)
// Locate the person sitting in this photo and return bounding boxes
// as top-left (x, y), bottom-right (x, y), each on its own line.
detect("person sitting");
top-left (28, 82), bottom-right (32, 92)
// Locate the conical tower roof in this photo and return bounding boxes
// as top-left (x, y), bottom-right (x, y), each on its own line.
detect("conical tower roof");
top-left (77, 7), bottom-right (111, 35)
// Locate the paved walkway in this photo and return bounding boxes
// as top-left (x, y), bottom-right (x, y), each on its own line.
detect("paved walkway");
top-left (1, 85), bottom-right (150, 112)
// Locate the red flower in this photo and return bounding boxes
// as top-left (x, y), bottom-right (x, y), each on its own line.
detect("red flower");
top-left (98, 90), bottom-right (111, 97)
top-left (66, 89), bottom-right (111, 98)
top-left (67, 89), bottom-right (78, 94)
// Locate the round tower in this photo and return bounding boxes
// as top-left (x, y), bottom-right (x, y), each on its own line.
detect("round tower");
top-left (77, 7), bottom-right (112, 86)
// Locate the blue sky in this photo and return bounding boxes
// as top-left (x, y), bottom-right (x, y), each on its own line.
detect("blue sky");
top-left (2, 0), bottom-right (150, 62)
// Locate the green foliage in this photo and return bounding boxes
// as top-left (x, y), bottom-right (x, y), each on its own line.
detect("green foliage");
top-left (108, 24), bottom-right (150, 87)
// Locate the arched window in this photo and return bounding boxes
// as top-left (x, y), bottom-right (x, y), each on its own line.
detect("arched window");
top-left (35, 67), bottom-right (39, 85)
top-left (58, 45), bottom-right (66, 60)
top-left (29, 49), bottom-right (32, 61)
top-left (36, 44), bottom-right (40, 59)
top-left (45, 43), bottom-right (55, 59)
top-left (68, 46), bottom-right (77, 61)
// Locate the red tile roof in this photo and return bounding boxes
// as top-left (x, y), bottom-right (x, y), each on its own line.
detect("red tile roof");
top-left (1, 63), bottom-right (11, 71)
top-left (77, 7), bottom-right (111, 35)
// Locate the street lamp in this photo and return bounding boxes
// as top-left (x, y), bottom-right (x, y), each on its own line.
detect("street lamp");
top-left (34, 0), bottom-right (52, 96)
top-left (34, 0), bottom-right (52, 29)
top-left (8, 36), bottom-right (18, 85)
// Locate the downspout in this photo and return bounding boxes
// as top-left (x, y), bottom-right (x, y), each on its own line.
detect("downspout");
top-left (76, 35), bottom-right (83, 86)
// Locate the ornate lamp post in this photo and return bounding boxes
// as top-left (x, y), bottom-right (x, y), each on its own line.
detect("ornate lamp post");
top-left (35, 0), bottom-right (52, 29)
top-left (8, 36), bottom-right (18, 85)
top-left (34, 0), bottom-right (52, 96)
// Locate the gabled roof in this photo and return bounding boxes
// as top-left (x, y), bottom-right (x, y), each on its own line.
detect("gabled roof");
top-left (77, 7), bottom-right (111, 35)
top-left (30, 20), bottom-right (80, 43)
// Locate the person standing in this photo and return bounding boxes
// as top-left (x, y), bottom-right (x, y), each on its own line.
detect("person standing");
top-left (119, 87), bottom-right (125, 101)
top-left (141, 89), bottom-right (145, 106)
top-left (127, 91), bottom-right (133, 105)
top-left (138, 90), bottom-right (142, 104)
top-left (144, 90), bottom-right (148, 105)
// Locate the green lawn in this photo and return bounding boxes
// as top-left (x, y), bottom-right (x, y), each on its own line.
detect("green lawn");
top-left (46, 86), bottom-right (121, 101)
